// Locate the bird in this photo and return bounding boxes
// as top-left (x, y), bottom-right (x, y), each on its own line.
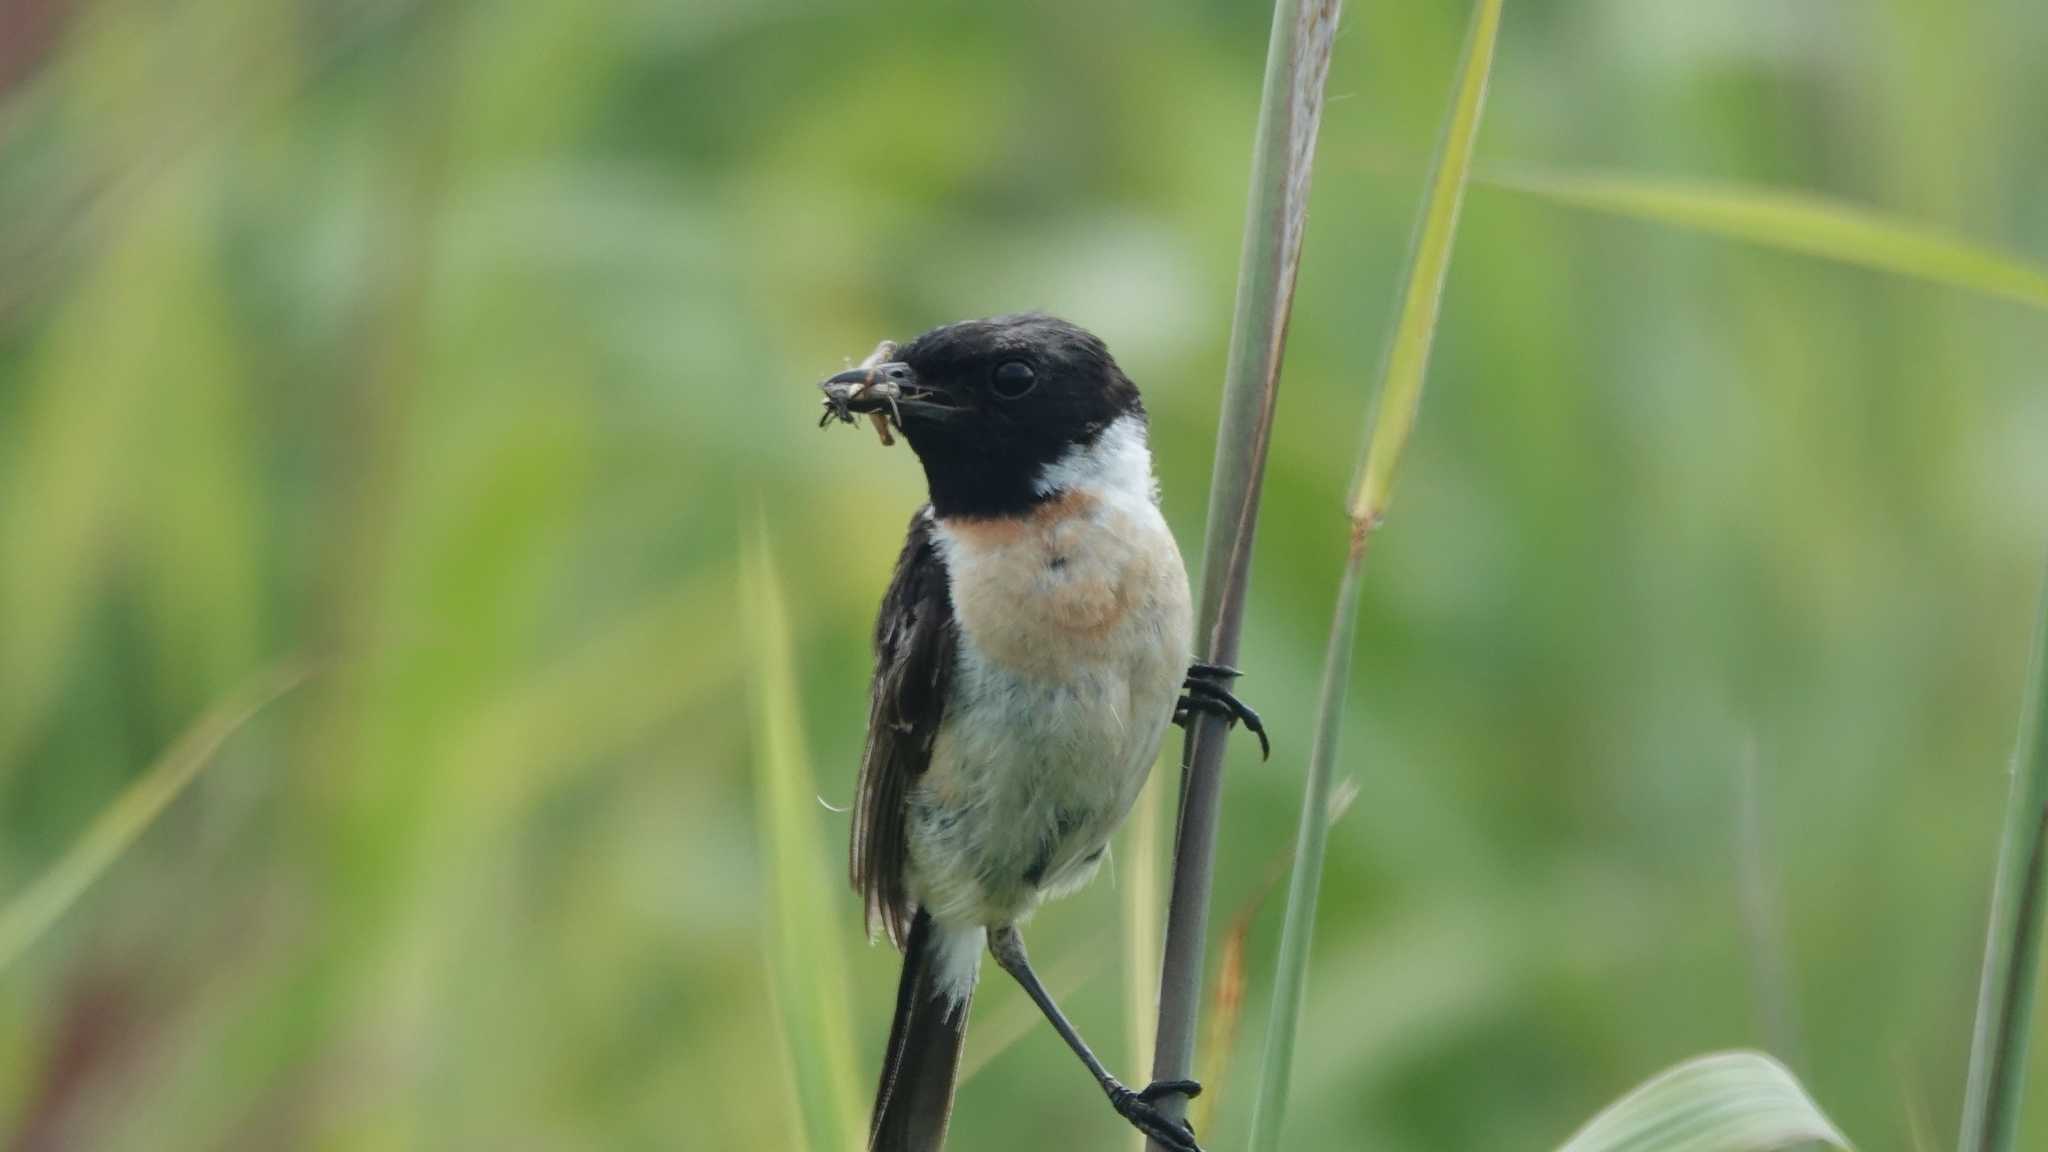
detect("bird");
top-left (816, 314), bottom-right (1265, 1152)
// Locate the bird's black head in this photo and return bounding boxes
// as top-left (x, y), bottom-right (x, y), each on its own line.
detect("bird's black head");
top-left (821, 314), bottom-right (1145, 519)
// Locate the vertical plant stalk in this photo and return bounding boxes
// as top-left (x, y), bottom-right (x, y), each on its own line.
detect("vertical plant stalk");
top-left (1147, 0), bottom-right (1341, 1143)
top-left (1193, 777), bottom-right (1355, 1133)
top-left (1959, 563), bottom-right (2048, 1152)
top-left (1247, 2), bottom-right (1501, 1148)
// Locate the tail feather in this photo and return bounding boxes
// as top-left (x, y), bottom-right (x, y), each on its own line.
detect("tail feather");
top-left (870, 911), bottom-right (975, 1152)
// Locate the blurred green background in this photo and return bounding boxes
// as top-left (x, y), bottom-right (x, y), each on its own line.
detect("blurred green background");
top-left (3, 1), bottom-right (2048, 1149)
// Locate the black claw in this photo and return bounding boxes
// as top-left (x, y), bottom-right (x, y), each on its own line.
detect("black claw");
top-left (1110, 1081), bottom-right (1205, 1152)
top-left (1138, 1079), bottom-right (1202, 1104)
top-left (1187, 661), bottom-right (1240, 680)
top-left (1175, 674), bottom-right (1270, 760)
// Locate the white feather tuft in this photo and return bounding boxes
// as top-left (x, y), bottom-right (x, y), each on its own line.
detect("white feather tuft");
top-left (927, 921), bottom-right (986, 1014)
top-left (1032, 415), bottom-right (1154, 503)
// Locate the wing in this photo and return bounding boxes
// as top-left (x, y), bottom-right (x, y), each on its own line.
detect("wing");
top-left (853, 506), bottom-right (956, 949)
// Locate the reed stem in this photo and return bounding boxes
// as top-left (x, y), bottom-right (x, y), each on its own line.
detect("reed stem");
top-left (1247, 2), bottom-right (1501, 1145)
top-left (1146, 2), bottom-right (1340, 1145)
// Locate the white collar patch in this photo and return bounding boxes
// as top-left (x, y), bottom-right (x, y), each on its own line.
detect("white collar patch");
top-left (1031, 414), bottom-right (1155, 505)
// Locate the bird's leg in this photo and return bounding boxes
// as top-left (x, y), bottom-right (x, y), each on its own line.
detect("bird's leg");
top-left (1174, 662), bottom-right (1269, 759)
top-left (987, 926), bottom-right (1203, 1152)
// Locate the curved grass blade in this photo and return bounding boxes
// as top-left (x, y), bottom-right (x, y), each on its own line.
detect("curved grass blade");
top-left (1557, 1051), bottom-right (1849, 1152)
top-left (0, 659), bottom-right (312, 974)
top-left (742, 518), bottom-right (865, 1152)
top-left (1478, 168), bottom-right (2048, 313)
top-left (1958, 564), bottom-right (2048, 1152)
top-left (1246, 2), bottom-right (1501, 1149)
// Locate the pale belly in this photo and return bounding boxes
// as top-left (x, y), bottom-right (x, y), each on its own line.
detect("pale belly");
top-left (908, 488), bottom-right (1193, 928)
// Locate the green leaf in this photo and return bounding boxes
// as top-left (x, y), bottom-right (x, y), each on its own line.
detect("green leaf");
top-left (742, 517), bottom-right (865, 1152)
top-left (1480, 168), bottom-right (2048, 313)
top-left (1250, 2), bottom-right (1502, 1150)
top-left (1557, 1051), bottom-right (1850, 1152)
top-left (0, 660), bottom-right (310, 974)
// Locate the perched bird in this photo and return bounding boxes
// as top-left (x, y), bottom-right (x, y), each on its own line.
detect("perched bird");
top-left (817, 314), bottom-right (1264, 1152)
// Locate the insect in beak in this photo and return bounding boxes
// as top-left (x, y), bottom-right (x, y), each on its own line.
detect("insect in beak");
top-left (818, 340), bottom-right (909, 446)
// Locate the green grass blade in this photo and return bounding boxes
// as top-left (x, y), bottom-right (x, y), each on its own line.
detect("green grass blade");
top-left (1479, 168), bottom-right (2048, 313)
top-left (1557, 1051), bottom-right (1849, 1152)
top-left (1199, 777), bottom-right (1356, 1132)
top-left (1249, 3), bottom-right (1501, 1149)
top-left (742, 518), bottom-right (865, 1152)
top-left (1958, 567), bottom-right (2048, 1152)
top-left (0, 205), bottom-right (161, 774)
top-left (1148, 0), bottom-right (1341, 1141)
top-left (1347, 0), bottom-right (1503, 529)
top-left (1246, 553), bottom-right (1369, 1152)
top-left (0, 659), bottom-right (311, 974)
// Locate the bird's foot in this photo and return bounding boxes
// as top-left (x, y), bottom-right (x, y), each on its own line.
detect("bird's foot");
top-left (1107, 1079), bottom-right (1204, 1152)
top-left (1175, 663), bottom-right (1269, 759)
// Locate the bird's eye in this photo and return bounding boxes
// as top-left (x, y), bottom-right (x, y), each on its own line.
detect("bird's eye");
top-left (991, 360), bottom-right (1037, 400)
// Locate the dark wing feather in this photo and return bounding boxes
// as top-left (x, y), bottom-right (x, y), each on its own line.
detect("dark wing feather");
top-left (852, 506), bottom-right (956, 948)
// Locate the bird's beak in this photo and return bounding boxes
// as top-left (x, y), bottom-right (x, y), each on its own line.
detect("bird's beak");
top-left (819, 364), bottom-right (914, 416)
top-left (819, 360), bottom-right (926, 446)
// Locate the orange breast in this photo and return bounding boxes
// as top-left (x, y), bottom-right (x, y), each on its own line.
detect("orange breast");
top-left (938, 489), bottom-right (1170, 679)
